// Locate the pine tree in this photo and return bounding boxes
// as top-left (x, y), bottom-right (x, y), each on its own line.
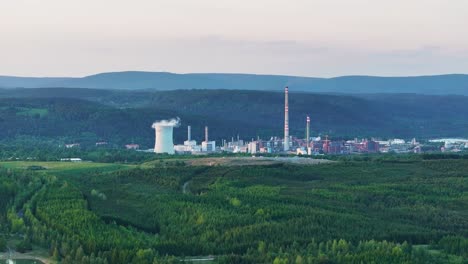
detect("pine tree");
top-left (52, 246), bottom-right (61, 261)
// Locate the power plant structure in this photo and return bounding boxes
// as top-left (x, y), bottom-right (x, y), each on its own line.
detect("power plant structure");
top-left (173, 125), bottom-right (217, 153)
top-left (202, 126), bottom-right (216, 152)
top-left (146, 87), bottom-right (324, 156)
top-left (306, 115), bottom-right (310, 147)
top-left (183, 125), bottom-right (197, 147)
top-left (306, 115), bottom-right (311, 155)
top-left (140, 85), bottom-right (405, 156)
top-left (153, 122), bottom-right (176, 154)
top-left (284, 86), bottom-right (290, 152)
top-left (124, 85), bottom-right (419, 156)
top-left (148, 86), bottom-right (309, 155)
top-left (188, 125), bottom-right (191, 141)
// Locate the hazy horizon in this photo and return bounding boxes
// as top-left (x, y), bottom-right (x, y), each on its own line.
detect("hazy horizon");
top-left (2, 70), bottom-right (468, 79)
top-left (1, 0), bottom-right (468, 77)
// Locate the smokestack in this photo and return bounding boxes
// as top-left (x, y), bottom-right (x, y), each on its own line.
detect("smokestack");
top-left (205, 126), bottom-right (208, 142)
top-left (306, 115), bottom-right (310, 148)
top-left (284, 86), bottom-right (289, 151)
top-left (188, 126), bottom-right (191, 141)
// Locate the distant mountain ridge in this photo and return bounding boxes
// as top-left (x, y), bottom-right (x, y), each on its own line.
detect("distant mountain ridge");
top-left (1, 71), bottom-right (468, 95)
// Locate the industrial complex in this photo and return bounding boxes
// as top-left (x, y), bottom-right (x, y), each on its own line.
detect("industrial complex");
top-left (147, 87), bottom-right (467, 155)
top-left (61, 86), bottom-right (468, 156)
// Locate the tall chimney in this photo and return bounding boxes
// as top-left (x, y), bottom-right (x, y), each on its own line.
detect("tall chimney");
top-left (306, 115), bottom-right (310, 148)
top-left (205, 126), bottom-right (208, 142)
top-left (187, 126), bottom-right (191, 141)
top-left (284, 86), bottom-right (290, 151)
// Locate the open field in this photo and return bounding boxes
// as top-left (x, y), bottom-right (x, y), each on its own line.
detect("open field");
top-left (15, 107), bottom-right (49, 117)
top-left (142, 156), bottom-right (334, 167)
top-left (182, 156), bottom-right (333, 166)
top-left (0, 161), bottom-right (135, 175)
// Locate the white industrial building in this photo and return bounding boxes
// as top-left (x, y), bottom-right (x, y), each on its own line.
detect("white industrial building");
top-left (200, 126), bottom-right (216, 152)
top-left (175, 125), bottom-right (202, 153)
top-left (202, 141), bottom-right (216, 152)
top-left (296, 147), bottom-right (308, 155)
top-left (248, 141), bottom-right (257, 154)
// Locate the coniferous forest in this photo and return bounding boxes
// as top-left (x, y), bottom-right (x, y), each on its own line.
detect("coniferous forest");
top-left (0, 155), bottom-right (467, 263)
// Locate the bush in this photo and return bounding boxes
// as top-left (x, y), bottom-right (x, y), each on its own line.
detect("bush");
top-left (15, 239), bottom-right (32, 253)
top-left (0, 237), bottom-right (6, 252)
top-left (27, 165), bottom-right (47, 170)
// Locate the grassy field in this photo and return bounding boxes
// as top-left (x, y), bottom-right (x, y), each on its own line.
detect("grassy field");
top-left (0, 161), bottom-right (135, 176)
top-left (141, 156), bottom-right (334, 167)
top-left (15, 107), bottom-right (49, 117)
top-left (0, 106), bottom-right (48, 117)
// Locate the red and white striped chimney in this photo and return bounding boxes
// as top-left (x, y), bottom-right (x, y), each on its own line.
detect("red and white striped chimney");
top-left (284, 86), bottom-right (289, 151)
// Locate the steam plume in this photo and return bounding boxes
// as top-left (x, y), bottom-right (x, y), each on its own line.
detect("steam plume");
top-left (151, 117), bottom-right (181, 128)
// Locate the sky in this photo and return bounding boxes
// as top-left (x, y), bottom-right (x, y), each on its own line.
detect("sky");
top-left (1, 0), bottom-right (468, 77)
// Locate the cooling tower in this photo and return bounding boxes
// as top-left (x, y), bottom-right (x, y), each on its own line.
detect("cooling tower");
top-left (154, 125), bottom-right (175, 154)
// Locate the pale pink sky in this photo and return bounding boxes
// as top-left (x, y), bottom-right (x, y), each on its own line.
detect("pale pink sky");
top-left (1, 0), bottom-right (468, 77)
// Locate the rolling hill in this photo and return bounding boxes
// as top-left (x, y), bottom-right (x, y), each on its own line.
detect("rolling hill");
top-left (0, 88), bottom-right (467, 148)
top-left (1, 71), bottom-right (468, 95)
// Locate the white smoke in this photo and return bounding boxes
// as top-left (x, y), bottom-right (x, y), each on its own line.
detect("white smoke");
top-left (151, 117), bottom-right (181, 128)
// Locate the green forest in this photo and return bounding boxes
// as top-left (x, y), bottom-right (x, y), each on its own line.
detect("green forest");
top-left (0, 156), bottom-right (467, 263)
top-left (1, 88), bottom-right (468, 148)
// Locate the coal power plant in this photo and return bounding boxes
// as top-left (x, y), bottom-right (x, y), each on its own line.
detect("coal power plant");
top-left (149, 86), bottom-right (304, 155)
top-left (144, 86), bottom-right (427, 156)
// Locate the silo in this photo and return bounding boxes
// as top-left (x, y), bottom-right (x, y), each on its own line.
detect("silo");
top-left (154, 125), bottom-right (175, 154)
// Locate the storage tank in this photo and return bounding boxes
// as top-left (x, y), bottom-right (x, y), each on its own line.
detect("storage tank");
top-left (154, 125), bottom-right (175, 154)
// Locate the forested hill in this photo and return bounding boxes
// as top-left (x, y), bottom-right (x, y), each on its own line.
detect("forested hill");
top-left (1, 88), bottom-right (468, 148)
top-left (1, 71), bottom-right (468, 95)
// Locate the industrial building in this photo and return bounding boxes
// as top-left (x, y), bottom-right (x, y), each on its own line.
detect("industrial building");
top-left (201, 126), bottom-right (216, 152)
top-left (125, 144), bottom-right (140, 150)
top-left (172, 125), bottom-right (216, 154)
top-left (141, 87), bottom-right (444, 156)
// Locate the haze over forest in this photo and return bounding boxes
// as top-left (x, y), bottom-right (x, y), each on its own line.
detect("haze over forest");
top-left (1, 71), bottom-right (468, 95)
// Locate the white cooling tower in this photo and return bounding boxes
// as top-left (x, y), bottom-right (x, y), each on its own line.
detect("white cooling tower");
top-left (154, 125), bottom-right (175, 154)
